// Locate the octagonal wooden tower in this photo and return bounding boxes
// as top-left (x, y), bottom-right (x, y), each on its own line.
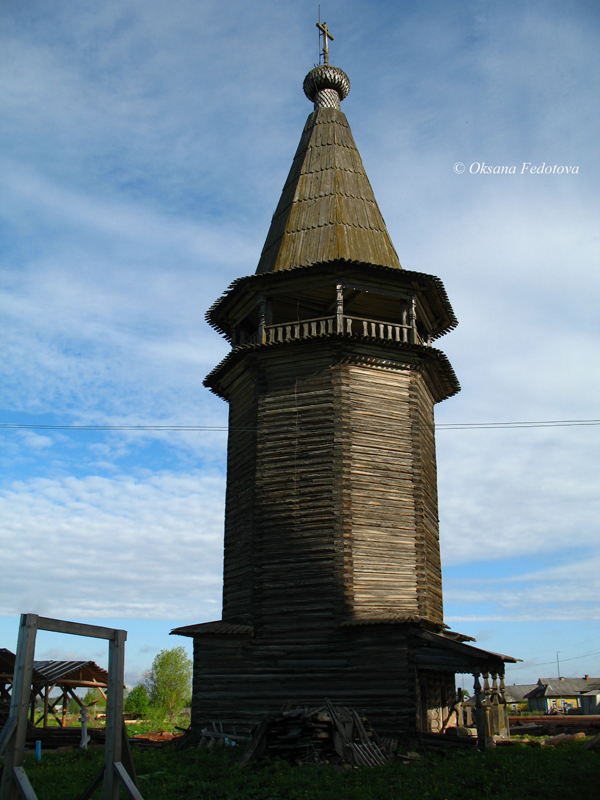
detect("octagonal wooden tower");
top-left (174, 59), bottom-right (515, 738)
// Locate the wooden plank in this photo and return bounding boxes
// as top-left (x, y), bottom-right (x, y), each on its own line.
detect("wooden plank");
top-left (36, 617), bottom-right (123, 642)
top-left (113, 763), bottom-right (144, 800)
top-left (11, 768), bottom-right (37, 800)
top-left (239, 714), bottom-right (273, 767)
top-left (0, 716), bottom-right (17, 757)
top-left (119, 718), bottom-right (139, 790)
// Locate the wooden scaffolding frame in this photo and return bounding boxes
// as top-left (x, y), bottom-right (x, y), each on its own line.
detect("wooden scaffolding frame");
top-left (0, 613), bottom-right (143, 800)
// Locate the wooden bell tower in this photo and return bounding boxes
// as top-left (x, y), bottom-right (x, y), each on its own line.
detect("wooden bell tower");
top-left (173, 42), bottom-right (516, 739)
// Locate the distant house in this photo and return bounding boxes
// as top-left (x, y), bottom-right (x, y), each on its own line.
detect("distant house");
top-left (581, 687), bottom-right (600, 715)
top-left (504, 684), bottom-right (538, 713)
top-left (525, 677), bottom-right (600, 714)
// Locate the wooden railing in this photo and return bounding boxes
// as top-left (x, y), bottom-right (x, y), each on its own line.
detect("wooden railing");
top-left (245, 315), bottom-right (425, 347)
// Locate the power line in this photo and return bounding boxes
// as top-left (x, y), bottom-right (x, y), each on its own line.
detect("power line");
top-left (508, 649), bottom-right (600, 671)
top-left (1, 419), bottom-right (599, 432)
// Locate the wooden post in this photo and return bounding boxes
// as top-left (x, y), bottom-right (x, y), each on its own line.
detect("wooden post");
top-left (79, 705), bottom-right (91, 750)
top-left (473, 673), bottom-right (485, 751)
top-left (410, 296), bottom-right (417, 344)
top-left (0, 613), bottom-right (39, 800)
top-left (103, 629), bottom-right (126, 800)
top-left (482, 672), bottom-right (495, 747)
top-left (401, 301), bottom-right (408, 342)
top-left (29, 692), bottom-right (36, 725)
top-left (61, 686), bottom-right (68, 728)
top-left (258, 296), bottom-right (266, 345)
top-left (43, 686), bottom-right (49, 728)
top-left (336, 284), bottom-right (344, 334)
top-left (490, 673), bottom-right (499, 736)
top-left (498, 670), bottom-right (509, 738)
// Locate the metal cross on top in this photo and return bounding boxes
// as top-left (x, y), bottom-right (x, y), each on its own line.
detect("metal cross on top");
top-left (317, 21), bottom-right (334, 64)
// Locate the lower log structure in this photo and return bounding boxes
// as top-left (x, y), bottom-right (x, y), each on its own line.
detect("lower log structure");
top-left (189, 625), bottom-right (414, 737)
top-left (173, 617), bottom-right (516, 742)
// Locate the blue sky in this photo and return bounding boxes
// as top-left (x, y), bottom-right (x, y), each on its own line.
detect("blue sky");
top-left (1, 0), bottom-right (599, 688)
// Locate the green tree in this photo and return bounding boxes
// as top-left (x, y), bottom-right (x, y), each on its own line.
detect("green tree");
top-left (124, 684), bottom-right (150, 717)
top-left (143, 647), bottom-right (192, 722)
top-left (66, 696), bottom-right (81, 715)
top-left (83, 689), bottom-right (106, 711)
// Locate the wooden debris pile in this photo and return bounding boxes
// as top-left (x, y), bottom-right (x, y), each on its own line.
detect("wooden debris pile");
top-left (240, 699), bottom-right (394, 767)
top-left (174, 722), bottom-right (248, 751)
top-left (129, 729), bottom-right (185, 750)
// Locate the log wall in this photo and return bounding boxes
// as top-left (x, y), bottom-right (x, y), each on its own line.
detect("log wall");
top-left (341, 364), bottom-right (442, 622)
top-left (191, 625), bottom-right (415, 737)
top-left (219, 340), bottom-right (443, 630)
top-left (221, 364), bottom-right (258, 624)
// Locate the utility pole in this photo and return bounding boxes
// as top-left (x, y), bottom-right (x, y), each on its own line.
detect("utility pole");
top-left (556, 651), bottom-right (561, 679)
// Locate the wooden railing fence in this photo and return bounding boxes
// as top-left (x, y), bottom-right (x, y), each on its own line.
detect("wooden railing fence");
top-left (245, 314), bottom-right (424, 347)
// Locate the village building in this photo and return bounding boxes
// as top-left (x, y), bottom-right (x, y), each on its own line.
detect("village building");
top-left (173, 33), bottom-right (517, 739)
top-left (503, 684), bottom-right (538, 714)
top-left (525, 677), bottom-right (600, 714)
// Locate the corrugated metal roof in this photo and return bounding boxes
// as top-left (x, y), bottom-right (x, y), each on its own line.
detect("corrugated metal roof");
top-left (340, 615), bottom-right (443, 628)
top-left (503, 684), bottom-right (538, 703)
top-left (415, 630), bottom-right (519, 666)
top-left (32, 660), bottom-right (108, 686)
top-left (256, 108), bottom-right (401, 274)
top-left (170, 621), bottom-right (253, 638)
top-left (526, 677), bottom-right (600, 698)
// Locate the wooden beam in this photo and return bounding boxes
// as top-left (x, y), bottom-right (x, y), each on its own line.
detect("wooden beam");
top-left (0, 716), bottom-right (17, 758)
top-left (11, 768), bottom-right (37, 800)
top-left (36, 617), bottom-right (124, 642)
top-left (119, 719), bottom-right (139, 790)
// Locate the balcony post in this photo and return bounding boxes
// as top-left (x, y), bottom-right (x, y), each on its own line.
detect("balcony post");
top-left (336, 284), bottom-right (344, 334)
top-left (410, 296), bottom-right (417, 344)
top-left (258, 295), bottom-right (266, 345)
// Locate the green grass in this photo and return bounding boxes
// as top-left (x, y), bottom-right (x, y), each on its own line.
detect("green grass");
top-left (17, 740), bottom-right (600, 800)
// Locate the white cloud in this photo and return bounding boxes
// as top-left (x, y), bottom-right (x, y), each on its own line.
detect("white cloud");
top-left (0, 471), bottom-right (225, 620)
top-left (18, 431), bottom-right (53, 450)
top-left (445, 556), bottom-right (600, 621)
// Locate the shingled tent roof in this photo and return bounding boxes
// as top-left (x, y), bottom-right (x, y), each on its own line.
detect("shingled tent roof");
top-left (256, 98), bottom-right (401, 274)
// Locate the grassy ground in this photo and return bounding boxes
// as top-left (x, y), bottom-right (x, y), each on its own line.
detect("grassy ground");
top-left (16, 739), bottom-right (600, 800)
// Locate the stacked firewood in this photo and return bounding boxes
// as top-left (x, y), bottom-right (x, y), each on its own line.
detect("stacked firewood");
top-left (240, 699), bottom-right (394, 767)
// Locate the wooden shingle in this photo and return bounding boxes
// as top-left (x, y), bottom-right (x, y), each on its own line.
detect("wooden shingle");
top-left (256, 108), bottom-right (401, 274)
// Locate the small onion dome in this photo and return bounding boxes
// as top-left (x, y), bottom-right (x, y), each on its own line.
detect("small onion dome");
top-left (303, 64), bottom-right (350, 110)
